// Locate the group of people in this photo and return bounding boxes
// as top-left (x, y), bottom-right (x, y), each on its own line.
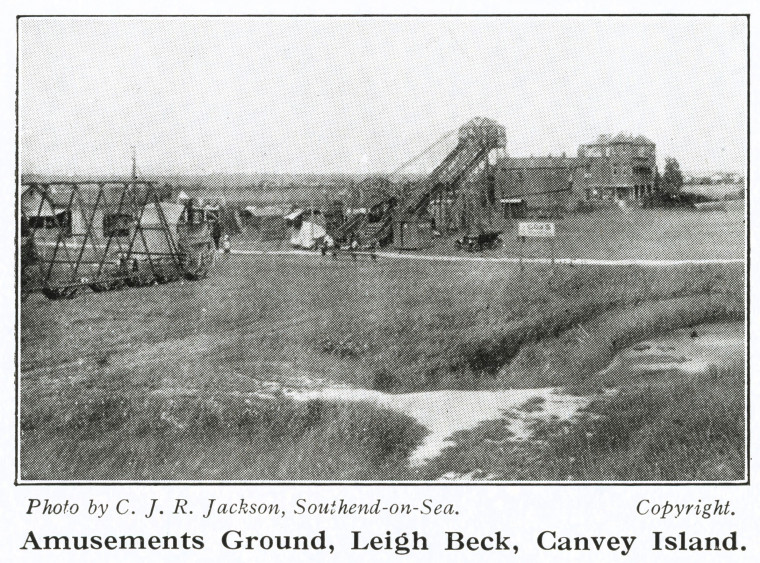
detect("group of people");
top-left (320, 235), bottom-right (375, 260)
top-left (211, 220), bottom-right (374, 259)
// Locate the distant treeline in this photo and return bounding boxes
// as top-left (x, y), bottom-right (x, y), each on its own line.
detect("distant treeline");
top-left (21, 172), bottom-right (424, 191)
top-left (684, 174), bottom-right (744, 186)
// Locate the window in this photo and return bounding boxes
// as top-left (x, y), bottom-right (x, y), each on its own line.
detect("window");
top-left (587, 147), bottom-right (602, 158)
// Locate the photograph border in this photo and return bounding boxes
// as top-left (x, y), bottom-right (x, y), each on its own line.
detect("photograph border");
top-left (14, 12), bottom-right (751, 487)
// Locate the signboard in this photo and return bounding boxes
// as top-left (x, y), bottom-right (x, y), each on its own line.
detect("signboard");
top-left (518, 221), bottom-right (556, 238)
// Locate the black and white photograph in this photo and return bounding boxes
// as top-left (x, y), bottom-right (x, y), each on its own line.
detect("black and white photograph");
top-left (16, 14), bottom-right (747, 483)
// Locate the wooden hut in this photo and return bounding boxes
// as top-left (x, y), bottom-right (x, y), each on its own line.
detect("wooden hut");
top-left (393, 213), bottom-right (433, 251)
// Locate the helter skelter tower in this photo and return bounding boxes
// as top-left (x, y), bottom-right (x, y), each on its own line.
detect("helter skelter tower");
top-left (332, 117), bottom-right (507, 247)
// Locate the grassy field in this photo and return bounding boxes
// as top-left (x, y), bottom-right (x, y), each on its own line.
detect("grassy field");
top-left (20, 249), bottom-right (745, 480)
top-left (235, 203), bottom-right (745, 261)
top-left (507, 202), bottom-right (744, 261)
top-left (20, 384), bottom-right (427, 481)
top-left (437, 202), bottom-right (745, 261)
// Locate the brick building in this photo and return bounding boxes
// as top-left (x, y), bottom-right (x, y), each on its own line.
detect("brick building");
top-left (495, 154), bottom-right (586, 214)
top-left (578, 133), bottom-right (656, 202)
top-left (495, 133), bottom-right (657, 212)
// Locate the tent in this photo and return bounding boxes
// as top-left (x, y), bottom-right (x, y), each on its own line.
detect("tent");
top-left (21, 185), bottom-right (55, 218)
top-left (141, 202), bottom-right (186, 228)
top-left (135, 202), bottom-right (187, 254)
top-left (290, 221), bottom-right (326, 249)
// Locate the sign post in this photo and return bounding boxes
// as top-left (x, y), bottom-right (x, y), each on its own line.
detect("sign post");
top-left (517, 221), bottom-right (556, 269)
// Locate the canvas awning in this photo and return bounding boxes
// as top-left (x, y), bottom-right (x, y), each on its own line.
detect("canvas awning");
top-left (284, 209), bottom-right (304, 221)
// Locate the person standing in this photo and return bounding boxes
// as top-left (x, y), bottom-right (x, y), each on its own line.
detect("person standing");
top-left (322, 233), bottom-right (334, 257)
top-left (211, 220), bottom-right (222, 250)
top-left (223, 234), bottom-right (231, 254)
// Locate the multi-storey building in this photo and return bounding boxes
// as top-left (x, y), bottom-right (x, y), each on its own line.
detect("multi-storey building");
top-left (577, 133), bottom-right (657, 202)
top-left (494, 133), bottom-right (657, 213)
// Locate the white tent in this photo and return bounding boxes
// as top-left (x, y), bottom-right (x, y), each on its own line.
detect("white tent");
top-left (135, 202), bottom-right (186, 254)
top-left (290, 221), bottom-right (326, 249)
top-left (21, 185), bottom-right (56, 218)
top-left (141, 202), bottom-right (186, 228)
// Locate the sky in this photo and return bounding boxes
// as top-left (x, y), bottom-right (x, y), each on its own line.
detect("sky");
top-left (18, 16), bottom-right (747, 176)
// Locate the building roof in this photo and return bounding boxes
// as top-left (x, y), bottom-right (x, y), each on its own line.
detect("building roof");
top-left (244, 206), bottom-right (288, 217)
top-left (498, 156), bottom-right (583, 169)
top-left (584, 132), bottom-right (655, 146)
top-left (633, 134), bottom-right (654, 145)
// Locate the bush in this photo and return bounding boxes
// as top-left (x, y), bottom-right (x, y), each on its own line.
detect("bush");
top-left (643, 191), bottom-right (714, 208)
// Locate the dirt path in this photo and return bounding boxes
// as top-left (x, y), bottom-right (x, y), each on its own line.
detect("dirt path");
top-left (34, 240), bottom-right (743, 266)
top-left (231, 248), bottom-right (744, 267)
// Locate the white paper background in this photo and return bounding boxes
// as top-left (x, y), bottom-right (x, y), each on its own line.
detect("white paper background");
top-left (2, 2), bottom-right (757, 561)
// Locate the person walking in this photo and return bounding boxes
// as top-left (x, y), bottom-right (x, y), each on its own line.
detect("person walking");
top-left (223, 234), bottom-right (231, 254)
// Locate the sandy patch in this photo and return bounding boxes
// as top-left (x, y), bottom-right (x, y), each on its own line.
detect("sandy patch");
top-left (286, 386), bottom-right (592, 466)
top-left (601, 322), bottom-right (744, 378)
